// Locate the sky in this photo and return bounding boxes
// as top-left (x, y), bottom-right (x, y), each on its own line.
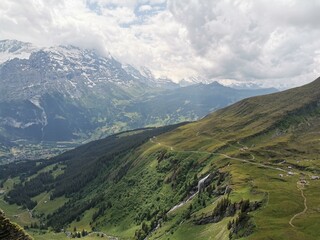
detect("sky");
top-left (0, 0), bottom-right (320, 88)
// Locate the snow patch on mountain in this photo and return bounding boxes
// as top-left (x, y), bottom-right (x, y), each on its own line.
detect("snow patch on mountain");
top-left (29, 95), bottom-right (48, 132)
top-left (0, 39), bottom-right (178, 103)
top-left (216, 79), bottom-right (266, 89)
top-left (139, 66), bottom-right (155, 79)
top-left (179, 76), bottom-right (211, 87)
top-left (0, 39), bottom-right (37, 64)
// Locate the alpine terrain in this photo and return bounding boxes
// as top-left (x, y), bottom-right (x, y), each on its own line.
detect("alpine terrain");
top-left (0, 40), bottom-right (276, 162)
top-left (0, 76), bottom-right (319, 240)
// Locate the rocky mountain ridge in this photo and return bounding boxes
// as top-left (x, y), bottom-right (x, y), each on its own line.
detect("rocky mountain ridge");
top-left (0, 40), bottom-right (276, 162)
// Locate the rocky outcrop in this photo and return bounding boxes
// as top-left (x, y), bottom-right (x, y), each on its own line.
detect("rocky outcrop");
top-left (0, 210), bottom-right (33, 240)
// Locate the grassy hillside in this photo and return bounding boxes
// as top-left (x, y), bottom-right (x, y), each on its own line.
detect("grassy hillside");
top-left (1, 77), bottom-right (320, 239)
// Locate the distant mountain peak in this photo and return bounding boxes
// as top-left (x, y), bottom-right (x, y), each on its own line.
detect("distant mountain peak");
top-left (216, 79), bottom-right (267, 90)
top-left (0, 39), bottom-right (32, 49)
top-left (179, 76), bottom-right (210, 87)
top-left (0, 39), bottom-right (37, 64)
top-left (0, 40), bottom-right (179, 92)
top-left (139, 66), bottom-right (155, 79)
top-left (208, 81), bottom-right (225, 88)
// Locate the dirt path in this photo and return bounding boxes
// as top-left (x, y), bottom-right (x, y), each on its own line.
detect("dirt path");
top-left (150, 137), bottom-right (286, 173)
top-left (11, 191), bottom-right (50, 221)
top-left (148, 137), bottom-right (293, 238)
top-left (289, 182), bottom-right (307, 228)
top-left (149, 137), bottom-right (288, 215)
top-left (219, 153), bottom-right (286, 173)
top-left (32, 191), bottom-right (50, 211)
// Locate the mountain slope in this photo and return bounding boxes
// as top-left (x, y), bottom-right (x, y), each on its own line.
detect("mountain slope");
top-left (0, 40), bottom-right (159, 147)
top-left (129, 82), bottom-right (276, 126)
top-left (1, 77), bottom-right (319, 239)
top-left (146, 77), bottom-right (320, 240)
top-left (1, 77), bottom-right (320, 239)
top-left (0, 40), bottom-right (37, 64)
top-left (0, 40), bottom-right (277, 162)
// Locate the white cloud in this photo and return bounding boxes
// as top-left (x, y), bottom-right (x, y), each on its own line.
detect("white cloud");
top-left (0, 0), bottom-right (319, 88)
top-left (168, 0), bottom-right (320, 87)
top-left (139, 5), bottom-right (152, 12)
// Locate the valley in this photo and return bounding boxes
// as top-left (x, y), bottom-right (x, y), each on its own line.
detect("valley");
top-left (0, 140), bottom-right (78, 164)
top-left (0, 40), bottom-right (276, 163)
top-left (1, 1), bottom-right (319, 239)
top-left (1, 77), bottom-right (320, 239)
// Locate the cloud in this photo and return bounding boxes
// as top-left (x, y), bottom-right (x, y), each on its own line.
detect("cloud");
top-left (0, 0), bottom-right (319, 88)
top-left (138, 5), bottom-right (152, 12)
top-left (168, 0), bottom-right (320, 87)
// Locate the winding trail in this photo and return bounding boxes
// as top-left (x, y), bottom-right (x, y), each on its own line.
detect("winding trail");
top-left (7, 191), bottom-right (51, 222)
top-left (148, 136), bottom-right (295, 237)
top-left (149, 134), bottom-right (287, 217)
top-left (289, 182), bottom-right (308, 228)
top-left (32, 191), bottom-right (50, 211)
top-left (150, 137), bottom-right (286, 174)
top-left (218, 153), bottom-right (286, 173)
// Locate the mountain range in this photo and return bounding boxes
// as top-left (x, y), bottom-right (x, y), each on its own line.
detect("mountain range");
top-left (0, 40), bottom-right (276, 162)
top-left (0, 76), bottom-right (319, 239)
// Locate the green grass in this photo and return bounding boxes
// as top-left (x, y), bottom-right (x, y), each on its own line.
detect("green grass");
top-left (29, 230), bottom-right (120, 240)
top-left (28, 163), bottom-right (66, 181)
top-left (0, 177), bottom-right (33, 226)
top-left (168, 217), bottom-right (231, 240)
top-left (4, 78), bottom-right (320, 239)
top-left (1, 180), bottom-right (66, 227)
top-left (68, 208), bottom-right (97, 232)
top-left (0, 203), bottom-right (35, 227)
top-left (2, 177), bottom-right (21, 190)
top-left (30, 231), bottom-right (68, 240)
top-left (33, 193), bottom-right (67, 216)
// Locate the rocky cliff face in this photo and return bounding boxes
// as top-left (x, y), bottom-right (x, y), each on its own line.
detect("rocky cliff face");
top-left (0, 210), bottom-right (33, 240)
top-left (0, 40), bottom-right (276, 162)
top-left (0, 40), bottom-right (175, 143)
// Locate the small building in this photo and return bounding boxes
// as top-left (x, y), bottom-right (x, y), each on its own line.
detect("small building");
top-left (288, 166), bottom-right (292, 169)
top-left (288, 171), bottom-right (294, 176)
top-left (279, 174), bottom-right (284, 178)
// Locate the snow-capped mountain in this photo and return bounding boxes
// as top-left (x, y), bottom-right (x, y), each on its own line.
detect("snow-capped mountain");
top-left (179, 76), bottom-right (212, 87)
top-left (122, 64), bottom-right (178, 89)
top-left (215, 79), bottom-right (264, 89)
top-left (0, 40), bottom-right (177, 144)
top-left (0, 40), bottom-right (179, 102)
top-left (0, 40), bottom-right (277, 161)
top-left (0, 39), bottom-right (37, 64)
top-left (179, 77), bottom-right (279, 91)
